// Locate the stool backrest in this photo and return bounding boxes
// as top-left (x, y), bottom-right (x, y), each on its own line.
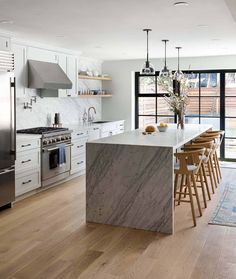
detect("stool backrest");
top-left (175, 148), bottom-right (206, 175)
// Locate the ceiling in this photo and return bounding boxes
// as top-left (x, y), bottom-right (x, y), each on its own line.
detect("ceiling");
top-left (0, 0), bottom-right (236, 60)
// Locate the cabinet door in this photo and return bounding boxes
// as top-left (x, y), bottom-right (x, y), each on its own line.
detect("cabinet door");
top-left (0, 36), bottom-right (11, 51)
top-left (27, 47), bottom-right (58, 63)
top-left (12, 44), bottom-right (27, 98)
top-left (88, 128), bottom-right (100, 141)
top-left (57, 53), bottom-right (67, 97)
top-left (66, 55), bottom-right (77, 97)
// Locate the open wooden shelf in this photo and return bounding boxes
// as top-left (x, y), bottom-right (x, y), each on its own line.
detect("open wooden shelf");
top-left (78, 94), bottom-right (112, 98)
top-left (78, 75), bottom-right (112, 81)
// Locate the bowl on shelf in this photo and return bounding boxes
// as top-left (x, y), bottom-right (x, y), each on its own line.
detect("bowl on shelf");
top-left (157, 124), bottom-right (168, 132)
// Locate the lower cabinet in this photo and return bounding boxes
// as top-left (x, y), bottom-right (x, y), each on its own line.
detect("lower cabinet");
top-left (71, 154), bottom-right (86, 175)
top-left (15, 136), bottom-right (41, 197)
top-left (15, 170), bottom-right (41, 196)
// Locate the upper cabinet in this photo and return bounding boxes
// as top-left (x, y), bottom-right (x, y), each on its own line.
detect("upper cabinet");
top-left (66, 55), bottom-right (77, 97)
top-left (27, 47), bottom-right (58, 63)
top-left (0, 36), bottom-right (11, 51)
top-left (12, 43), bottom-right (27, 98)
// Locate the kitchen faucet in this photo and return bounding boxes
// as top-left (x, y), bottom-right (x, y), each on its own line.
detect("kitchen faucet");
top-left (88, 106), bottom-right (96, 123)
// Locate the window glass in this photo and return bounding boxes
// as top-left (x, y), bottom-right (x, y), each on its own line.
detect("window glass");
top-left (138, 116), bottom-right (156, 128)
top-left (139, 76), bottom-right (155, 93)
top-left (157, 97), bottom-right (174, 115)
top-left (138, 97), bottom-right (156, 115)
top-left (200, 97), bottom-right (220, 116)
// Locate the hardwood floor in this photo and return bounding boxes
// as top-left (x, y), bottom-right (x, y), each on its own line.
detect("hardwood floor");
top-left (0, 169), bottom-right (236, 279)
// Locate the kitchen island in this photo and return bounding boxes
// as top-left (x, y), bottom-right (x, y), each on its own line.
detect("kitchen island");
top-left (86, 124), bottom-right (212, 234)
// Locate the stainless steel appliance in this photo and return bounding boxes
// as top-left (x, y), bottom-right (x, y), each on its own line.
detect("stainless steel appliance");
top-left (0, 50), bottom-right (15, 208)
top-left (17, 127), bottom-right (72, 187)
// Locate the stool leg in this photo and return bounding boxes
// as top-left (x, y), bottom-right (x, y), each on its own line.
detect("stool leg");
top-left (202, 164), bottom-right (211, 201)
top-left (178, 174), bottom-right (185, 205)
top-left (191, 174), bottom-right (202, 217)
top-left (199, 168), bottom-right (207, 208)
top-left (207, 161), bottom-right (215, 194)
top-left (210, 156), bottom-right (218, 189)
top-left (215, 152), bottom-right (222, 180)
top-left (213, 153), bottom-right (220, 184)
top-left (186, 175), bottom-right (196, 227)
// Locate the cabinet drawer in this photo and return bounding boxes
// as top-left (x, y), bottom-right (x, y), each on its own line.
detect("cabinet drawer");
top-left (71, 154), bottom-right (86, 174)
top-left (17, 138), bottom-right (41, 153)
top-left (71, 139), bottom-right (87, 157)
top-left (71, 130), bottom-right (88, 141)
top-left (16, 149), bottom-right (40, 174)
top-left (16, 171), bottom-right (41, 196)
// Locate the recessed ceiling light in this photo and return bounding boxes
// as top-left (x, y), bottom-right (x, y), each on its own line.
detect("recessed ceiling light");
top-left (56, 35), bottom-right (65, 38)
top-left (94, 46), bottom-right (102, 49)
top-left (174, 2), bottom-right (189, 6)
top-left (212, 38), bottom-right (221, 41)
top-left (0, 19), bottom-right (14, 24)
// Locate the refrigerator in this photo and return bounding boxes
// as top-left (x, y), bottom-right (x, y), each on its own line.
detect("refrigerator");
top-left (0, 50), bottom-right (15, 208)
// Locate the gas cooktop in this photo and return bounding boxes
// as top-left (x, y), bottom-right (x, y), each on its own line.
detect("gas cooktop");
top-left (17, 127), bottom-right (69, 135)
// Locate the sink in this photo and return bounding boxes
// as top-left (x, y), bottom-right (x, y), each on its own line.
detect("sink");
top-left (92, 121), bottom-right (111, 124)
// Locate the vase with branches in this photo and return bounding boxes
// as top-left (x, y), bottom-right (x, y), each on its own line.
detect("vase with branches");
top-left (157, 75), bottom-right (189, 129)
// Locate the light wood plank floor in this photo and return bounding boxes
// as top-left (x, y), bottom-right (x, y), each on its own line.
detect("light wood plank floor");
top-left (0, 169), bottom-right (236, 279)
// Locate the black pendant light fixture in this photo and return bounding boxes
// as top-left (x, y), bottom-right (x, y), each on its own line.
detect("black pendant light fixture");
top-left (174, 47), bottom-right (184, 81)
top-left (140, 29), bottom-right (155, 75)
top-left (159, 39), bottom-right (171, 78)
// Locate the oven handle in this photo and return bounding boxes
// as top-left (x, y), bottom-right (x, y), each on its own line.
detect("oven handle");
top-left (42, 143), bottom-right (73, 152)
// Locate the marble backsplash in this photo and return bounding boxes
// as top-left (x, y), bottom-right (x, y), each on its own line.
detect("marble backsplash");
top-left (16, 97), bottom-right (101, 129)
top-left (16, 56), bottom-right (103, 129)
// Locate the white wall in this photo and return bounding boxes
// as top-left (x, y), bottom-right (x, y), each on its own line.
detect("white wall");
top-left (102, 55), bottom-right (236, 131)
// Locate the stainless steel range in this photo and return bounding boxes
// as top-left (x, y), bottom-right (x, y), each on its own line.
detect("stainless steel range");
top-left (17, 127), bottom-right (72, 187)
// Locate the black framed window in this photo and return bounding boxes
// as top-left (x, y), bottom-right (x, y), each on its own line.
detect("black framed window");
top-left (135, 70), bottom-right (236, 161)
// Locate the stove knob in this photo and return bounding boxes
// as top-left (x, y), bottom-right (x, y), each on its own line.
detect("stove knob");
top-left (65, 136), bottom-right (69, 140)
top-left (56, 137), bottom-right (61, 142)
top-left (52, 139), bottom-right (56, 143)
top-left (43, 140), bottom-right (47, 145)
top-left (61, 137), bottom-right (65, 141)
top-left (68, 136), bottom-right (71, 140)
top-left (48, 140), bottom-right (52, 144)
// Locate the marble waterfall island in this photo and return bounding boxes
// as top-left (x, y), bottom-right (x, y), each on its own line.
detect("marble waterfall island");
top-left (86, 124), bottom-right (212, 234)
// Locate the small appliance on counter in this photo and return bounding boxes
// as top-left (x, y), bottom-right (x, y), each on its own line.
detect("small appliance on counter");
top-left (53, 113), bottom-right (62, 128)
top-left (0, 50), bottom-right (15, 209)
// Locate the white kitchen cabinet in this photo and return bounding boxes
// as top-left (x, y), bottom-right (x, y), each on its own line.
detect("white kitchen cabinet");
top-left (27, 47), bottom-right (58, 63)
top-left (66, 55), bottom-right (77, 97)
top-left (88, 127), bottom-right (100, 141)
top-left (16, 170), bottom-right (41, 196)
top-left (12, 43), bottom-right (27, 98)
top-left (15, 136), bottom-right (41, 196)
top-left (0, 36), bottom-right (11, 51)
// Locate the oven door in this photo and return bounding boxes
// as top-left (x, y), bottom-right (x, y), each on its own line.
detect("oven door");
top-left (42, 143), bottom-right (72, 181)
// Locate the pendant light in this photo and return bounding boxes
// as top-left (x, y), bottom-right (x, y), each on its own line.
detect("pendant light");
top-left (159, 40), bottom-right (171, 78)
top-left (174, 47), bottom-right (185, 81)
top-left (140, 29), bottom-right (155, 75)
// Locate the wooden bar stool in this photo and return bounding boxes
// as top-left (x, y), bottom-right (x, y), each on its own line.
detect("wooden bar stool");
top-left (201, 130), bottom-right (224, 182)
top-left (182, 142), bottom-right (214, 208)
top-left (174, 148), bottom-right (205, 227)
top-left (192, 137), bottom-right (218, 193)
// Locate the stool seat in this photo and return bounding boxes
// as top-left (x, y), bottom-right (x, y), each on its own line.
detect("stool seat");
top-left (174, 163), bottom-right (198, 172)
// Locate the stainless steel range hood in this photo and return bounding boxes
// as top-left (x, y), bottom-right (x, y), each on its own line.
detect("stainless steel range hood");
top-left (28, 60), bottom-right (72, 90)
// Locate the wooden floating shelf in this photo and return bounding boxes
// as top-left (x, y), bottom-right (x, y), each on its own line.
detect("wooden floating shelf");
top-left (78, 94), bottom-right (112, 98)
top-left (78, 75), bottom-right (112, 81)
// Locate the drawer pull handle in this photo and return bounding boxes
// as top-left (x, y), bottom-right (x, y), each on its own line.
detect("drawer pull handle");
top-left (77, 133), bottom-right (84, 136)
top-left (77, 161), bottom-right (84, 165)
top-left (21, 159), bottom-right (31, 164)
top-left (21, 144), bottom-right (31, 147)
top-left (77, 145), bottom-right (84, 148)
top-left (93, 128), bottom-right (99, 130)
top-left (22, 179), bottom-right (32, 185)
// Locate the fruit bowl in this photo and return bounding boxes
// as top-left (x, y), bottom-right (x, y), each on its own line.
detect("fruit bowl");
top-left (157, 123), bottom-right (168, 132)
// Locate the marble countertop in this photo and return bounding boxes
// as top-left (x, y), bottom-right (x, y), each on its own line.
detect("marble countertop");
top-left (90, 124), bottom-right (212, 149)
top-left (66, 120), bottom-right (125, 131)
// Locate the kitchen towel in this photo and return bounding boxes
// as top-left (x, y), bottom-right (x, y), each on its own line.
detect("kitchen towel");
top-left (58, 144), bottom-right (66, 167)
